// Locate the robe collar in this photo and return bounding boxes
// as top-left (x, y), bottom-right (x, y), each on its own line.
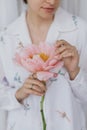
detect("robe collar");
top-left (6, 7), bottom-right (78, 45)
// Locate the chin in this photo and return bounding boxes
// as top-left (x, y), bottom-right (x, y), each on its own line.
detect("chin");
top-left (39, 12), bottom-right (55, 20)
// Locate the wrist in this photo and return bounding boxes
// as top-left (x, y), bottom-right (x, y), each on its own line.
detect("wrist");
top-left (69, 67), bottom-right (80, 80)
top-left (15, 89), bottom-right (23, 103)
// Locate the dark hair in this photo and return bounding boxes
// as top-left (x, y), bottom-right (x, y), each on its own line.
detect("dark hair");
top-left (23, 0), bottom-right (27, 4)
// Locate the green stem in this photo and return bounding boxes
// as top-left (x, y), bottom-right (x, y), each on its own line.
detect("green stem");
top-left (40, 95), bottom-right (46, 130)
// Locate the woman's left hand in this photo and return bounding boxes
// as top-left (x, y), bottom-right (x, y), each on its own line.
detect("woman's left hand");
top-left (55, 40), bottom-right (80, 80)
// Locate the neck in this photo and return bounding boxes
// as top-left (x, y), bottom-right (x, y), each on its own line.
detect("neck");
top-left (26, 9), bottom-right (54, 44)
top-left (26, 9), bottom-right (54, 29)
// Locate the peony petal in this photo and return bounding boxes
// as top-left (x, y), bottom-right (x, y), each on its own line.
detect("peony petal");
top-left (55, 61), bottom-right (64, 72)
top-left (14, 53), bottom-right (22, 65)
top-left (21, 59), bottom-right (36, 72)
top-left (36, 71), bottom-right (56, 81)
top-left (39, 42), bottom-right (55, 58)
top-left (44, 61), bottom-right (64, 71)
top-left (44, 65), bottom-right (55, 70)
top-left (49, 59), bottom-right (58, 66)
top-left (16, 44), bottom-right (40, 59)
top-left (50, 61), bottom-right (64, 73)
top-left (20, 56), bottom-right (45, 72)
top-left (14, 42), bottom-right (63, 76)
top-left (32, 55), bottom-right (45, 70)
top-left (25, 44), bottom-right (40, 55)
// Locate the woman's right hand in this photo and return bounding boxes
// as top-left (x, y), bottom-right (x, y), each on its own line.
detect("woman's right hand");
top-left (15, 74), bottom-right (47, 102)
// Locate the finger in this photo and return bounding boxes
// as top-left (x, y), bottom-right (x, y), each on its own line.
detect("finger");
top-left (59, 40), bottom-right (72, 46)
top-left (26, 84), bottom-right (43, 93)
top-left (72, 46), bottom-right (78, 54)
top-left (29, 73), bottom-right (37, 79)
top-left (55, 40), bottom-right (64, 48)
top-left (26, 79), bottom-right (46, 91)
top-left (29, 75), bottom-right (33, 79)
top-left (32, 73), bottom-right (37, 79)
top-left (55, 40), bottom-right (72, 48)
top-left (25, 88), bottom-right (45, 96)
top-left (60, 50), bottom-right (74, 58)
top-left (32, 85), bottom-right (44, 92)
top-left (55, 45), bottom-right (71, 55)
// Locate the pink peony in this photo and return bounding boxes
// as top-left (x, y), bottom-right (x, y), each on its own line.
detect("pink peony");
top-left (14, 42), bottom-right (63, 81)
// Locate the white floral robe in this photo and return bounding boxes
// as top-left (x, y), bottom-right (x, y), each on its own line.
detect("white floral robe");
top-left (0, 7), bottom-right (87, 130)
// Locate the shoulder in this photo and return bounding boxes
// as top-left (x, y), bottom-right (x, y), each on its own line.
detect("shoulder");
top-left (0, 11), bottom-right (26, 39)
top-left (8, 13), bottom-right (26, 34)
top-left (0, 11), bottom-right (26, 47)
top-left (77, 17), bottom-right (87, 33)
top-left (71, 16), bottom-right (87, 45)
top-left (55, 7), bottom-right (87, 32)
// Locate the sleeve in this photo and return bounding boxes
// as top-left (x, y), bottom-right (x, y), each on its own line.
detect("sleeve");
top-left (67, 69), bottom-right (87, 103)
top-left (0, 32), bottom-right (23, 111)
top-left (67, 19), bottom-right (87, 103)
top-left (0, 59), bottom-right (23, 111)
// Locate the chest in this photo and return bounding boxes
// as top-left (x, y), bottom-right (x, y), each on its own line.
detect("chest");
top-left (1, 29), bottom-right (80, 86)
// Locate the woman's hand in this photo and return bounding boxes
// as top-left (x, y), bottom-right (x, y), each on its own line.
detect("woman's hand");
top-left (15, 74), bottom-right (46, 102)
top-left (55, 40), bottom-right (80, 80)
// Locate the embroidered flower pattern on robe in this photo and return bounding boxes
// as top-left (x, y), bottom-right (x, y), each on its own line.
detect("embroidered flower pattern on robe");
top-left (24, 101), bottom-right (30, 115)
top-left (1, 76), bottom-right (15, 88)
top-left (14, 72), bottom-right (22, 83)
top-left (56, 110), bottom-right (71, 123)
top-left (72, 15), bottom-right (78, 26)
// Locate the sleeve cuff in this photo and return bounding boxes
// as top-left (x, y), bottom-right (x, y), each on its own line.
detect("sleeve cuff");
top-left (65, 69), bottom-right (84, 86)
top-left (9, 87), bottom-right (23, 109)
top-left (0, 86), bottom-right (23, 111)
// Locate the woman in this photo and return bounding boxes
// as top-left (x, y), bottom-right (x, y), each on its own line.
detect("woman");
top-left (0, 0), bottom-right (87, 130)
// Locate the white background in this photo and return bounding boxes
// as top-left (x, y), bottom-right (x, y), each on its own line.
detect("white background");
top-left (0, 0), bottom-right (87, 130)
